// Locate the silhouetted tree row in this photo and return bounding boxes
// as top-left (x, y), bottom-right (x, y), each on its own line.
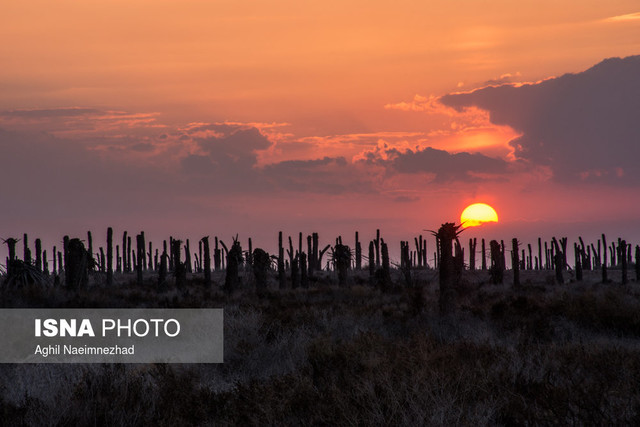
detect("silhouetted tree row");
top-left (3, 228), bottom-right (639, 293)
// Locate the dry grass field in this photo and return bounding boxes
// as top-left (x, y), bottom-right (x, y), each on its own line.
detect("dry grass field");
top-left (1, 266), bottom-right (640, 425)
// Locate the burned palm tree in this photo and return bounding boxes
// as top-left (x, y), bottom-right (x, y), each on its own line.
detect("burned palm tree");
top-left (136, 233), bottom-right (144, 286)
top-left (3, 238), bottom-right (19, 277)
top-left (224, 238), bottom-right (243, 294)
top-left (368, 241), bottom-right (375, 285)
top-left (158, 244), bottom-right (168, 286)
top-left (23, 233), bottom-right (31, 264)
top-left (300, 251), bottom-right (309, 289)
top-left (635, 245), bottom-right (640, 282)
top-left (489, 240), bottom-right (503, 285)
top-left (433, 223), bottom-right (463, 315)
top-left (201, 236), bottom-right (211, 286)
top-left (287, 236), bottom-right (299, 289)
top-left (620, 240), bottom-right (628, 285)
top-left (35, 238), bottom-right (42, 271)
top-left (172, 239), bottom-right (186, 289)
top-left (512, 238), bottom-right (520, 287)
top-left (552, 237), bottom-right (564, 284)
top-left (574, 242), bottom-right (583, 281)
top-left (400, 241), bottom-right (412, 287)
top-left (333, 244), bottom-right (351, 287)
top-left (66, 238), bottom-right (89, 290)
top-left (106, 227), bottom-right (114, 286)
top-left (3, 259), bottom-right (48, 288)
top-left (355, 231), bottom-right (362, 270)
top-left (252, 248), bottom-right (270, 295)
top-left (278, 232), bottom-right (286, 289)
top-left (375, 239), bottom-right (392, 292)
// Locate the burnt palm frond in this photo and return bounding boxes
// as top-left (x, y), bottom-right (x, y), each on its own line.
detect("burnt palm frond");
top-left (4, 259), bottom-right (49, 288)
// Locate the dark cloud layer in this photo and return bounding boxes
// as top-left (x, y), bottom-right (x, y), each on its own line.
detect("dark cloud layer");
top-left (0, 108), bottom-right (102, 119)
top-left (360, 145), bottom-right (509, 183)
top-left (441, 55), bottom-right (640, 185)
top-left (388, 147), bottom-right (508, 182)
top-left (263, 156), bottom-right (372, 194)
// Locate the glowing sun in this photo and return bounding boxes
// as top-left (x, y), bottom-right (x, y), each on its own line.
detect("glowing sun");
top-left (460, 203), bottom-right (499, 228)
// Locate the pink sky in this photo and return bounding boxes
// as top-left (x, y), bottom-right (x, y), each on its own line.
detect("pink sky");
top-left (1, 1), bottom-right (640, 263)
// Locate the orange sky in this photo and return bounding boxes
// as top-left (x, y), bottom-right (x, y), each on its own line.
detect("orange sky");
top-left (3, 1), bottom-right (638, 119)
top-left (1, 1), bottom-right (640, 259)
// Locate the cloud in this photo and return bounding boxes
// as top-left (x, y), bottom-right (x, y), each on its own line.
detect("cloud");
top-left (389, 147), bottom-right (508, 183)
top-left (0, 107), bottom-right (163, 137)
top-left (481, 72), bottom-right (522, 87)
top-left (384, 95), bottom-right (444, 113)
top-left (604, 12), bottom-right (640, 23)
top-left (440, 55), bottom-right (640, 185)
top-left (360, 142), bottom-right (509, 183)
top-left (0, 108), bottom-right (101, 119)
top-left (0, 128), bottom-right (177, 222)
top-left (195, 127), bottom-right (271, 164)
top-left (263, 156), bottom-right (373, 194)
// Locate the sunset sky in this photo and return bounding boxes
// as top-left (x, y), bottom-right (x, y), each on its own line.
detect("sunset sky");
top-left (2, 1), bottom-right (640, 261)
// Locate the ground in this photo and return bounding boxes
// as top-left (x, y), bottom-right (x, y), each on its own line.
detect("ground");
top-left (1, 267), bottom-right (640, 425)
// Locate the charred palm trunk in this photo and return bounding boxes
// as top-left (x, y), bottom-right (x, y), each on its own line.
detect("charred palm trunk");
top-left (63, 235), bottom-right (69, 279)
top-left (375, 229), bottom-right (381, 268)
top-left (214, 237), bottom-right (221, 271)
top-left (401, 241), bottom-right (412, 287)
top-left (278, 232), bottom-right (286, 289)
top-left (154, 249), bottom-right (159, 271)
top-left (52, 245), bottom-right (57, 275)
top-left (107, 227), bottom-right (113, 286)
top-left (87, 231), bottom-right (93, 272)
top-left (635, 245), bottom-right (640, 282)
top-left (5, 238), bottom-right (18, 277)
top-left (122, 232), bottom-right (128, 272)
top-left (148, 242), bottom-right (153, 272)
top-left (288, 236), bottom-right (299, 289)
top-left (379, 240), bottom-right (391, 292)
top-left (99, 248), bottom-right (105, 273)
top-left (136, 234), bottom-right (144, 286)
top-left (537, 238), bottom-right (542, 270)
top-left (602, 234), bottom-right (608, 283)
top-left (35, 238), bottom-right (42, 271)
top-left (489, 240), bottom-right (503, 285)
top-left (23, 233), bottom-right (31, 264)
top-left (621, 240), bottom-right (628, 285)
top-left (43, 250), bottom-right (49, 275)
top-left (224, 240), bottom-right (242, 294)
top-left (312, 232), bottom-right (319, 275)
top-left (334, 244), bottom-right (351, 287)
top-left (512, 238), bottom-right (520, 287)
top-left (185, 239), bottom-right (192, 274)
top-left (300, 252), bottom-right (309, 289)
top-left (67, 238), bottom-right (88, 290)
top-left (201, 236), bottom-right (211, 286)
top-left (469, 238), bottom-right (476, 271)
top-left (253, 248), bottom-right (270, 295)
top-left (454, 239), bottom-right (464, 283)
top-left (574, 243), bottom-right (583, 281)
top-left (437, 223), bottom-right (460, 315)
top-left (368, 241), bottom-right (375, 285)
top-left (172, 239), bottom-right (186, 289)
top-left (552, 238), bottom-right (564, 284)
top-left (355, 231), bottom-right (362, 270)
top-left (127, 235), bottom-right (132, 273)
top-left (159, 246), bottom-right (168, 286)
top-left (482, 238), bottom-right (487, 270)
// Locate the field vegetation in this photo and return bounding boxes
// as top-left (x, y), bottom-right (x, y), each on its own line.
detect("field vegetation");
top-left (2, 264), bottom-right (640, 425)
